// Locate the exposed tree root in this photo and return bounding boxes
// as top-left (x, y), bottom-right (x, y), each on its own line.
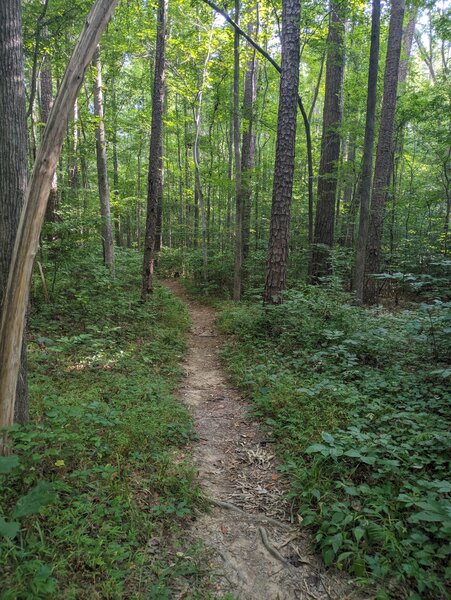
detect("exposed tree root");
top-left (210, 498), bottom-right (292, 530)
top-left (258, 526), bottom-right (294, 568)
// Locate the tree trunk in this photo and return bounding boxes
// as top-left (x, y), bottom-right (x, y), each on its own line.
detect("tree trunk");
top-left (40, 56), bottom-right (58, 224)
top-left (0, 0), bottom-right (29, 428)
top-left (232, 0), bottom-right (242, 301)
top-left (241, 17), bottom-right (258, 264)
top-left (233, 5), bottom-right (258, 300)
top-left (112, 82), bottom-right (122, 247)
top-left (354, 0), bottom-right (381, 303)
top-left (192, 17), bottom-right (214, 283)
top-left (398, 6), bottom-right (417, 85)
top-left (0, 0), bottom-right (119, 447)
top-left (263, 0), bottom-right (301, 304)
top-left (363, 0), bottom-right (405, 305)
top-left (142, 0), bottom-right (168, 299)
top-left (68, 99), bottom-right (80, 190)
top-left (93, 45), bottom-right (115, 273)
top-left (310, 0), bottom-right (345, 281)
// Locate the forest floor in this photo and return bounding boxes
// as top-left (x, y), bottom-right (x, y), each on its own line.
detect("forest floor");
top-left (163, 279), bottom-right (364, 600)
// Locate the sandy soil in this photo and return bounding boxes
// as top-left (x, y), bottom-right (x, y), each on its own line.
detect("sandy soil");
top-left (163, 280), bottom-right (366, 600)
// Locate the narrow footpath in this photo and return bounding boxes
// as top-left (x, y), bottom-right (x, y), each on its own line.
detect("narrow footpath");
top-left (163, 280), bottom-right (363, 600)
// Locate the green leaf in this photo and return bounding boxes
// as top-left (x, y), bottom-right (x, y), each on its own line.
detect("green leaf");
top-left (12, 481), bottom-right (56, 519)
top-left (331, 532), bottom-right (343, 553)
top-left (321, 432), bottom-right (335, 444)
top-left (0, 455), bottom-right (19, 474)
top-left (337, 551), bottom-right (354, 564)
top-left (305, 443), bottom-right (328, 454)
top-left (323, 547), bottom-right (335, 566)
top-left (344, 449), bottom-right (361, 458)
top-left (353, 526), bottom-right (365, 543)
top-left (0, 517), bottom-right (20, 539)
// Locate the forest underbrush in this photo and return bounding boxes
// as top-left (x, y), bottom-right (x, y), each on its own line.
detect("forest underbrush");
top-left (0, 250), bottom-right (214, 599)
top-left (209, 277), bottom-right (450, 599)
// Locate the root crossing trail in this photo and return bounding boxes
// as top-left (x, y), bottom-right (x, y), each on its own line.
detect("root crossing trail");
top-left (163, 280), bottom-right (363, 600)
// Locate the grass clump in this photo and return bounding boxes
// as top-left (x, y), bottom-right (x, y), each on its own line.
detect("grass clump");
top-left (217, 284), bottom-right (450, 599)
top-left (0, 249), bottom-right (212, 599)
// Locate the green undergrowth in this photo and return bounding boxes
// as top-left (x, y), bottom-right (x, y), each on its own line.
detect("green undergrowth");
top-left (217, 283), bottom-right (450, 599)
top-left (0, 250), bottom-right (218, 599)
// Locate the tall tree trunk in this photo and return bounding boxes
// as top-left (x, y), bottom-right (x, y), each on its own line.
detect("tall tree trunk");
top-left (111, 82), bottom-right (122, 247)
top-left (363, 0), bottom-right (405, 305)
top-left (263, 0), bottom-right (301, 304)
top-left (354, 0), bottom-right (381, 303)
top-left (192, 16), bottom-right (214, 282)
top-left (40, 56), bottom-right (58, 224)
top-left (142, 0), bottom-right (168, 299)
top-left (398, 6), bottom-right (417, 85)
top-left (241, 20), bottom-right (258, 264)
top-left (93, 45), bottom-right (115, 273)
top-left (68, 99), bottom-right (80, 190)
top-left (233, 5), bottom-right (258, 300)
top-left (232, 0), bottom-right (242, 300)
top-left (0, 0), bottom-right (119, 446)
top-left (309, 0), bottom-right (345, 281)
top-left (0, 0), bottom-right (29, 428)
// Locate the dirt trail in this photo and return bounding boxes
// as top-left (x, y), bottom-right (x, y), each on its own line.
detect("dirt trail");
top-left (163, 280), bottom-right (363, 600)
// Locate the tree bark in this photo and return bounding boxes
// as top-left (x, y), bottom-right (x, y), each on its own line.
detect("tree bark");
top-left (112, 81), bottom-right (122, 247)
top-left (232, 0), bottom-right (242, 301)
top-left (398, 6), bottom-right (417, 85)
top-left (40, 56), bottom-right (59, 225)
top-left (93, 45), bottom-right (115, 273)
top-left (310, 0), bottom-right (345, 281)
top-left (363, 0), bottom-right (405, 305)
top-left (263, 0), bottom-right (301, 304)
top-left (241, 15), bottom-right (258, 264)
top-left (233, 5), bottom-right (258, 300)
top-left (0, 0), bottom-right (119, 448)
top-left (142, 0), bottom-right (168, 299)
top-left (354, 0), bottom-right (381, 303)
top-left (0, 0), bottom-right (29, 428)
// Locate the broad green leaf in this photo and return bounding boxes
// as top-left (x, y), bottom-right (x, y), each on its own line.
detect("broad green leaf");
top-left (0, 455), bottom-right (19, 474)
top-left (331, 532), bottom-right (343, 553)
top-left (321, 432), bottom-right (335, 444)
top-left (0, 517), bottom-right (20, 539)
top-left (305, 443), bottom-right (328, 454)
top-left (323, 547), bottom-right (335, 566)
top-left (12, 481), bottom-right (56, 519)
top-left (353, 526), bottom-right (365, 543)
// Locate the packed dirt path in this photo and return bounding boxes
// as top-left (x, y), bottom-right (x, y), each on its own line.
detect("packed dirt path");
top-left (163, 280), bottom-right (364, 600)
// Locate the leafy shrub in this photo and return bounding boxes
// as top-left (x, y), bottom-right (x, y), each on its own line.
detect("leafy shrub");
top-left (218, 285), bottom-right (451, 598)
top-left (1, 250), bottom-right (206, 598)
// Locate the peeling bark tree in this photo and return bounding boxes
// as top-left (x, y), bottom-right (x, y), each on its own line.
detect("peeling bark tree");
top-left (0, 0), bottom-right (29, 427)
top-left (142, 0), bottom-right (168, 299)
top-left (93, 45), bottom-right (115, 273)
top-left (0, 0), bottom-right (119, 450)
top-left (363, 0), bottom-right (405, 305)
top-left (310, 0), bottom-right (345, 282)
top-left (263, 0), bottom-right (301, 304)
